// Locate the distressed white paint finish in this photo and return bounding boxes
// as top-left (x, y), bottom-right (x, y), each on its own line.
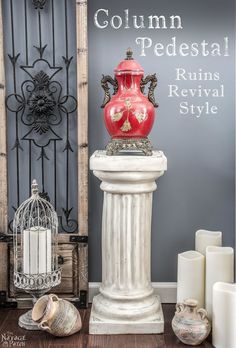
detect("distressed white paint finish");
top-left (89, 150), bottom-right (167, 334)
top-left (88, 282), bottom-right (177, 304)
top-left (213, 282), bottom-right (236, 348)
top-left (206, 246), bottom-right (234, 320)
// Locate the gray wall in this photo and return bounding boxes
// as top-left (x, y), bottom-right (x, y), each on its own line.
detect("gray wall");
top-left (88, 0), bottom-right (235, 281)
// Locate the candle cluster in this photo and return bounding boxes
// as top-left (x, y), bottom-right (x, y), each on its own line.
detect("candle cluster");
top-left (176, 229), bottom-right (235, 347)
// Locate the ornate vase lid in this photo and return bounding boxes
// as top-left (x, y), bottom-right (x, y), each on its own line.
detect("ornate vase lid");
top-left (114, 48), bottom-right (144, 75)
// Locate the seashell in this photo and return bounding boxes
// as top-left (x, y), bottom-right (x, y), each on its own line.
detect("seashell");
top-left (32, 294), bottom-right (82, 337)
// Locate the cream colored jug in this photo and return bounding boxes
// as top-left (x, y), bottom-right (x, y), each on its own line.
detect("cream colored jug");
top-left (32, 294), bottom-right (82, 337)
top-left (172, 299), bottom-right (211, 346)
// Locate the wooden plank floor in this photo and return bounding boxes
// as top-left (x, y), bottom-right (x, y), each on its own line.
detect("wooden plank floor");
top-left (0, 304), bottom-right (213, 348)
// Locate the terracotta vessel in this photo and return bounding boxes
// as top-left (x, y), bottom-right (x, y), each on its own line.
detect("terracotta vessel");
top-left (32, 294), bottom-right (82, 337)
top-left (172, 299), bottom-right (211, 346)
top-left (101, 48), bottom-right (158, 155)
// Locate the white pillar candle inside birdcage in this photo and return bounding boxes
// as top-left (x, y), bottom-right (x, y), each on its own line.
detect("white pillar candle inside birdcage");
top-left (13, 179), bottom-right (61, 330)
top-left (23, 227), bottom-right (51, 274)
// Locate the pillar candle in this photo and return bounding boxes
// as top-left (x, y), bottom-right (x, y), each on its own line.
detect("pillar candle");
top-left (195, 229), bottom-right (222, 256)
top-left (205, 246), bottom-right (234, 320)
top-left (212, 282), bottom-right (236, 348)
top-left (23, 227), bottom-right (51, 274)
top-left (177, 250), bottom-right (205, 308)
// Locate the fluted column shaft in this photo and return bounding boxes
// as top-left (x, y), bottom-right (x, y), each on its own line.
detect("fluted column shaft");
top-left (89, 151), bottom-right (167, 334)
top-left (101, 191), bottom-right (152, 294)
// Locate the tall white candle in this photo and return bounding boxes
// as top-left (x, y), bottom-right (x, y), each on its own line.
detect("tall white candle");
top-left (23, 227), bottom-right (51, 274)
top-left (177, 250), bottom-right (205, 308)
top-left (206, 246), bottom-right (234, 320)
top-left (212, 282), bottom-right (236, 348)
top-left (195, 229), bottom-right (222, 256)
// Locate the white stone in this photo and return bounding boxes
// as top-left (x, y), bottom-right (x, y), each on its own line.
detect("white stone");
top-left (205, 246), bottom-right (234, 320)
top-left (89, 150), bottom-right (167, 334)
top-left (213, 282), bottom-right (236, 348)
top-left (177, 250), bottom-right (205, 308)
top-left (195, 229), bottom-right (222, 256)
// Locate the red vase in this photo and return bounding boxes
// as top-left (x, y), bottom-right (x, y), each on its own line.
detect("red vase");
top-left (101, 49), bottom-right (158, 155)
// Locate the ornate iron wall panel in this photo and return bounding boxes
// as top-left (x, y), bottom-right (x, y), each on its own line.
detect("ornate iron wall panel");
top-left (3, 0), bottom-right (78, 234)
top-left (0, 0), bottom-right (88, 308)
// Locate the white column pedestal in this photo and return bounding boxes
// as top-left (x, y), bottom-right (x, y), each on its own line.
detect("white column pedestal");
top-left (89, 150), bottom-right (167, 334)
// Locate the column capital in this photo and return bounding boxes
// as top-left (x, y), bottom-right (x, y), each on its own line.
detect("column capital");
top-left (90, 150), bottom-right (167, 172)
top-left (90, 150), bottom-right (167, 194)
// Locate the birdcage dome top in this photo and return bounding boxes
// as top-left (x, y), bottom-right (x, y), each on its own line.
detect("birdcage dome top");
top-left (13, 179), bottom-right (58, 232)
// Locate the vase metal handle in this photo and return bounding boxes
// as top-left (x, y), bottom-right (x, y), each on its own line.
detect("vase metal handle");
top-left (101, 75), bottom-right (118, 108)
top-left (140, 73), bottom-right (158, 108)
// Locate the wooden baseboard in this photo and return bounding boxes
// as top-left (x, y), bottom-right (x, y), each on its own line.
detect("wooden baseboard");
top-left (88, 282), bottom-right (177, 304)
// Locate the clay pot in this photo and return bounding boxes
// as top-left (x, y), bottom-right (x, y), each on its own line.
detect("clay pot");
top-left (32, 294), bottom-right (82, 337)
top-left (172, 299), bottom-right (211, 346)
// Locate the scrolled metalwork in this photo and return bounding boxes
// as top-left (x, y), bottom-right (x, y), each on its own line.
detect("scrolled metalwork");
top-left (32, 0), bottom-right (47, 10)
top-left (101, 74), bottom-right (118, 108)
top-left (14, 269), bottom-right (61, 291)
top-left (106, 138), bottom-right (153, 156)
top-left (5, 0), bottom-right (78, 233)
top-left (13, 180), bottom-right (58, 234)
top-left (140, 74), bottom-right (159, 108)
top-left (7, 63), bottom-right (77, 146)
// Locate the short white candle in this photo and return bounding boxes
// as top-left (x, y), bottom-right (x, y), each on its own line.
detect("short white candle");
top-left (177, 250), bottom-right (205, 308)
top-left (206, 246), bottom-right (234, 320)
top-left (195, 229), bottom-right (222, 256)
top-left (23, 227), bottom-right (51, 274)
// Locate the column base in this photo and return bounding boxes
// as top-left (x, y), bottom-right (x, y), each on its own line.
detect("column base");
top-left (89, 295), bottom-right (164, 335)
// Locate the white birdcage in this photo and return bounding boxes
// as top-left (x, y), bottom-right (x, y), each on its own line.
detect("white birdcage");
top-left (13, 179), bottom-right (61, 330)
